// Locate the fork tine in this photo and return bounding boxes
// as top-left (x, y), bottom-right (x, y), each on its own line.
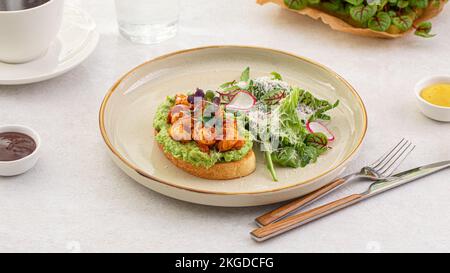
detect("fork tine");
top-left (369, 138), bottom-right (406, 169)
top-left (374, 140), bottom-right (410, 172)
top-left (379, 144), bottom-right (416, 177)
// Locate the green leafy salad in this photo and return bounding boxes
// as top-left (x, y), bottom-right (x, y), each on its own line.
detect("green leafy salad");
top-left (283, 0), bottom-right (445, 38)
top-left (220, 68), bottom-right (339, 181)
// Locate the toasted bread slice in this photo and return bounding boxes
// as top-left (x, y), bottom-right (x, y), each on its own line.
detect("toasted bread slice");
top-left (157, 142), bottom-right (256, 180)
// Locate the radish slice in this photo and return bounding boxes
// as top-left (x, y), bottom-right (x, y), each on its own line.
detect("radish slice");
top-left (306, 121), bottom-right (335, 142)
top-left (217, 90), bottom-right (239, 104)
top-left (226, 90), bottom-right (257, 111)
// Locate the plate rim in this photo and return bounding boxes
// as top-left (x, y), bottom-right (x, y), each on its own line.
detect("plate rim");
top-left (99, 45), bottom-right (368, 196)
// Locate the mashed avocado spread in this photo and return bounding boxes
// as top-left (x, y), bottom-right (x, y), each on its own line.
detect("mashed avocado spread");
top-left (153, 96), bottom-right (253, 169)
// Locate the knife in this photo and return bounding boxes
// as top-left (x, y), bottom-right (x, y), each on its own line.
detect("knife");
top-left (251, 161), bottom-right (450, 242)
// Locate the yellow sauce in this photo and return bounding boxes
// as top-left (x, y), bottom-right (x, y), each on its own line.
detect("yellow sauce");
top-left (421, 83), bottom-right (450, 107)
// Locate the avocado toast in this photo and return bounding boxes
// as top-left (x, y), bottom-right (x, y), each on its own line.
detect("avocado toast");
top-left (153, 92), bottom-right (256, 180)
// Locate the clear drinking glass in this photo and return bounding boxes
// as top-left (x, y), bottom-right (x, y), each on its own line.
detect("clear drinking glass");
top-left (114, 0), bottom-right (180, 44)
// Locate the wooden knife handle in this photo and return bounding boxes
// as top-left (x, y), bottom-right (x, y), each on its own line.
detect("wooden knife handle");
top-left (255, 177), bottom-right (349, 226)
top-left (251, 193), bottom-right (364, 242)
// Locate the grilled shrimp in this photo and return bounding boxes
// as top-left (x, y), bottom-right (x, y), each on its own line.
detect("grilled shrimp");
top-left (233, 140), bottom-right (245, 150)
top-left (197, 143), bottom-right (210, 153)
top-left (216, 117), bottom-right (246, 152)
top-left (216, 139), bottom-right (238, 152)
top-left (194, 127), bottom-right (216, 146)
top-left (175, 94), bottom-right (190, 106)
top-left (222, 118), bottom-right (239, 140)
top-left (169, 117), bottom-right (192, 142)
top-left (168, 105), bottom-right (191, 124)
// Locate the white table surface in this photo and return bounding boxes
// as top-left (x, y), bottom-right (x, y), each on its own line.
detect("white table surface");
top-left (1, 0), bottom-right (449, 253)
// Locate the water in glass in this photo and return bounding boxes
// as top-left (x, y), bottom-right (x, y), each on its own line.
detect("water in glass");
top-left (115, 0), bottom-right (180, 44)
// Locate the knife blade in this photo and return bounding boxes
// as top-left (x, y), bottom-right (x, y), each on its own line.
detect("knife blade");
top-left (366, 160), bottom-right (450, 197)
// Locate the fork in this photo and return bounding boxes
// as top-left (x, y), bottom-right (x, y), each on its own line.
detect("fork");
top-left (255, 138), bottom-right (415, 227)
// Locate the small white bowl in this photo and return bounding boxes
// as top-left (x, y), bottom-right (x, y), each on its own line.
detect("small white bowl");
top-left (0, 125), bottom-right (41, 176)
top-left (415, 76), bottom-right (450, 122)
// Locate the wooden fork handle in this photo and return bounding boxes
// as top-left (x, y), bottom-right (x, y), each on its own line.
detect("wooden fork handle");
top-left (255, 177), bottom-right (350, 226)
top-left (251, 193), bottom-right (364, 242)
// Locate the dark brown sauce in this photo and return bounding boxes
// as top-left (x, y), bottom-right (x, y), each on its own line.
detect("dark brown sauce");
top-left (0, 132), bottom-right (36, 162)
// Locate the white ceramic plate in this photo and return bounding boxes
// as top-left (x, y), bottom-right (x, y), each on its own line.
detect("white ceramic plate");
top-left (100, 46), bottom-right (367, 207)
top-left (0, 5), bottom-right (99, 85)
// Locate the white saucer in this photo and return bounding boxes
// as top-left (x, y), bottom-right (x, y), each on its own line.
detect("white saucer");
top-left (0, 5), bottom-right (99, 85)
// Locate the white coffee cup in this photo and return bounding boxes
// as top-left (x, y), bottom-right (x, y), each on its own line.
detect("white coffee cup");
top-left (0, 0), bottom-right (64, 64)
